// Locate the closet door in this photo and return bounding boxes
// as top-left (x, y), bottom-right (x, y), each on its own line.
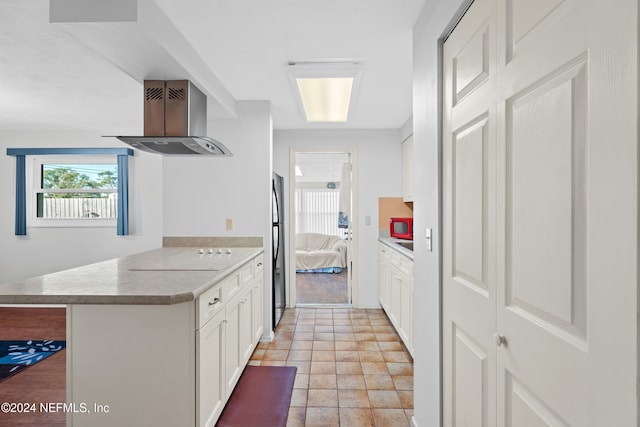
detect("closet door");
top-left (444, 0), bottom-right (638, 426)
top-left (495, 0), bottom-right (637, 425)
top-left (443, 0), bottom-right (497, 424)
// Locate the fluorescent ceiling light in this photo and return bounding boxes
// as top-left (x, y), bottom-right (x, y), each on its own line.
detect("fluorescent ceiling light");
top-left (288, 62), bottom-right (362, 123)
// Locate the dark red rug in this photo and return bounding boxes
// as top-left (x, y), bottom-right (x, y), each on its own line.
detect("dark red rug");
top-left (216, 365), bottom-right (297, 427)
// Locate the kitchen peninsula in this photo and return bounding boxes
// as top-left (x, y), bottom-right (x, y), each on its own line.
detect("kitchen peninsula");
top-left (0, 238), bottom-right (265, 427)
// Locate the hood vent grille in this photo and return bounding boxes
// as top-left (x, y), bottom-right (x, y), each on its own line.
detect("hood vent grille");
top-left (113, 80), bottom-right (232, 156)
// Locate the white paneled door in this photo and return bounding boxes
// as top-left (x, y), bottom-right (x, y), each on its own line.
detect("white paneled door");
top-left (443, 0), bottom-right (638, 426)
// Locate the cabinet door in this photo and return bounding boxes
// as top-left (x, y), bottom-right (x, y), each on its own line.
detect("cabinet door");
top-left (389, 265), bottom-right (402, 328)
top-left (252, 276), bottom-right (264, 344)
top-left (239, 285), bottom-right (254, 365)
top-left (399, 273), bottom-right (412, 354)
top-left (197, 309), bottom-right (225, 427)
top-left (378, 245), bottom-right (391, 311)
top-left (224, 291), bottom-right (242, 397)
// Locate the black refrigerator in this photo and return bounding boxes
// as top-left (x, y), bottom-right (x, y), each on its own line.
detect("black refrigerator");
top-left (272, 173), bottom-right (286, 329)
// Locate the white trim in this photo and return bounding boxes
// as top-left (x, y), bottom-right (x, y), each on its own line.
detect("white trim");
top-left (27, 155), bottom-right (118, 228)
top-left (288, 146), bottom-right (359, 308)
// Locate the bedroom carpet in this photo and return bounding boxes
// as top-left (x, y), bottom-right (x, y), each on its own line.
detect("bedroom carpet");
top-left (296, 270), bottom-right (348, 304)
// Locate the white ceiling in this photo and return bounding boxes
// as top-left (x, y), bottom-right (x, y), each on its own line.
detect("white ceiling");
top-left (0, 0), bottom-right (424, 133)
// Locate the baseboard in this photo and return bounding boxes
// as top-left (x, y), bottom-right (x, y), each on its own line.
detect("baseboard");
top-left (260, 330), bottom-right (275, 343)
top-left (411, 415), bottom-right (418, 427)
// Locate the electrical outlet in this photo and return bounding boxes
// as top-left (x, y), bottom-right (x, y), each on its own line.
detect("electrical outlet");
top-left (226, 218), bottom-right (234, 231)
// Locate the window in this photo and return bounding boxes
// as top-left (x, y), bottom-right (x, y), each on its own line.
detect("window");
top-left (6, 148), bottom-right (133, 236)
top-left (31, 157), bottom-right (118, 225)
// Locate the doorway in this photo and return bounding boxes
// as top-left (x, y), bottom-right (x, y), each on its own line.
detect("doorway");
top-left (289, 149), bottom-right (356, 307)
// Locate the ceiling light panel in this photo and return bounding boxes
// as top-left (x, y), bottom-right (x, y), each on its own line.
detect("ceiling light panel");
top-left (288, 63), bottom-right (362, 123)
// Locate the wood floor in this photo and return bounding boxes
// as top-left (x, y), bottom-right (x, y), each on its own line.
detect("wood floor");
top-left (0, 307), bottom-right (66, 427)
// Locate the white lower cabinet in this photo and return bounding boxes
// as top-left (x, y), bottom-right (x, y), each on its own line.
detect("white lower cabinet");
top-left (378, 242), bottom-right (413, 356)
top-left (197, 253), bottom-right (264, 425)
top-left (197, 309), bottom-right (226, 427)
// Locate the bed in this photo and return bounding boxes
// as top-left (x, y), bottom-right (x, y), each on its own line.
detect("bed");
top-left (295, 233), bottom-right (347, 273)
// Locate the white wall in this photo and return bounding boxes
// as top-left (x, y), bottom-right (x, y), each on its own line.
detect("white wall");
top-left (274, 129), bottom-right (402, 308)
top-left (412, 1), bottom-right (468, 426)
top-left (0, 130), bottom-right (163, 283)
top-left (163, 101), bottom-right (274, 330)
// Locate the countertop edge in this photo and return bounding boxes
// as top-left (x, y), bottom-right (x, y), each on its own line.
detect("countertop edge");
top-left (378, 237), bottom-right (414, 259)
top-left (0, 247), bottom-right (264, 306)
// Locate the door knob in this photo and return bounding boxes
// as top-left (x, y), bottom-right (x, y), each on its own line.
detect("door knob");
top-left (494, 333), bottom-right (507, 347)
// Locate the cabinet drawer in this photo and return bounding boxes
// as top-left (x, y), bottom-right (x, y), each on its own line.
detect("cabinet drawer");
top-left (398, 257), bottom-right (413, 276)
top-left (198, 283), bottom-right (223, 328)
top-left (240, 262), bottom-right (254, 285)
top-left (222, 271), bottom-right (242, 302)
top-left (254, 255), bottom-right (264, 273)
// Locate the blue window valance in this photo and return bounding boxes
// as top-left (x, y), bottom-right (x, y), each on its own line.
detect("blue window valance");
top-left (6, 148), bottom-right (134, 236)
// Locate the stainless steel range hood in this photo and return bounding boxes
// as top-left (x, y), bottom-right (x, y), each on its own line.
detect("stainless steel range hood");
top-left (115, 80), bottom-right (232, 156)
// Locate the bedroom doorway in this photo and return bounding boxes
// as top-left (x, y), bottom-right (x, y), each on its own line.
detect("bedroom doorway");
top-left (290, 149), bottom-right (356, 306)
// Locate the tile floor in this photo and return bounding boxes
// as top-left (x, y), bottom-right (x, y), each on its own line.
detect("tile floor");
top-left (249, 307), bottom-right (414, 427)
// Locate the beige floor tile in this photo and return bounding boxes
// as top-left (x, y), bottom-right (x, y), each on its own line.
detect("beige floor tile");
top-left (290, 388), bottom-right (309, 407)
top-left (290, 340), bottom-right (313, 350)
top-left (392, 375), bottom-right (414, 390)
top-left (333, 319), bottom-right (353, 326)
top-left (295, 324), bottom-right (315, 332)
top-left (314, 325), bottom-right (334, 333)
top-left (286, 360), bottom-right (311, 374)
top-left (261, 360), bottom-right (286, 366)
top-left (336, 350), bottom-right (360, 362)
top-left (315, 319), bottom-right (334, 326)
top-left (335, 341), bottom-right (358, 351)
top-left (377, 341), bottom-right (403, 352)
top-left (382, 351), bottom-right (410, 363)
top-left (368, 390), bottom-right (402, 409)
top-left (294, 373), bottom-right (310, 389)
top-left (333, 325), bottom-right (354, 333)
top-left (313, 332), bottom-right (335, 341)
top-left (357, 341), bottom-right (380, 351)
top-left (363, 374), bottom-right (395, 390)
top-left (305, 407), bottom-right (339, 426)
top-left (307, 389), bottom-right (338, 407)
top-left (337, 374), bottom-right (367, 390)
top-left (339, 407), bottom-right (375, 426)
top-left (338, 389), bottom-right (371, 408)
top-left (386, 362), bottom-right (413, 376)
top-left (336, 361), bottom-right (363, 375)
top-left (359, 351), bottom-right (384, 362)
top-left (352, 325), bottom-right (374, 333)
top-left (361, 362), bottom-right (389, 375)
top-left (286, 407), bottom-right (306, 427)
top-left (250, 349), bottom-right (266, 360)
top-left (309, 374), bottom-right (337, 389)
top-left (247, 360), bottom-right (261, 366)
top-left (354, 332), bottom-right (377, 342)
top-left (293, 332), bottom-right (315, 341)
top-left (375, 333), bottom-right (400, 342)
top-left (288, 350), bottom-right (312, 361)
top-left (398, 390), bottom-right (414, 409)
top-left (312, 341), bottom-right (335, 351)
top-left (334, 332), bottom-right (356, 341)
top-left (263, 349), bottom-right (289, 361)
top-left (372, 408), bottom-right (410, 427)
top-left (312, 350), bottom-right (336, 362)
top-left (372, 325), bottom-right (396, 333)
top-left (310, 361), bottom-right (336, 374)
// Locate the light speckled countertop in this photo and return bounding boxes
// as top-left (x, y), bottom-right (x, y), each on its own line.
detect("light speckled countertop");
top-left (379, 237), bottom-right (414, 259)
top-left (0, 247), bottom-right (263, 305)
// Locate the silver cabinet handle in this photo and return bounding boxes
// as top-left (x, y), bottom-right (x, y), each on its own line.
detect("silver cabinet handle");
top-left (208, 297), bottom-right (220, 306)
top-left (494, 333), bottom-right (507, 347)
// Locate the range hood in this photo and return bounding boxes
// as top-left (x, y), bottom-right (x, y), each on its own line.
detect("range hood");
top-left (115, 80), bottom-right (232, 156)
